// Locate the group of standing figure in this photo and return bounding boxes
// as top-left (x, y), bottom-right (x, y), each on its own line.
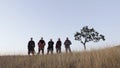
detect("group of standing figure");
top-left (28, 37), bottom-right (72, 55)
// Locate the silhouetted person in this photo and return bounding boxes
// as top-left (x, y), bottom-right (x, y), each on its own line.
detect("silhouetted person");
top-left (64, 37), bottom-right (72, 53)
top-left (28, 37), bottom-right (35, 55)
top-left (47, 39), bottom-right (54, 54)
top-left (56, 38), bottom-right (62, 53)
top-left (38, 37), bottom-right (46, 55)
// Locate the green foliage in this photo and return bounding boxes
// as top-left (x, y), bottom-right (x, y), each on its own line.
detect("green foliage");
top-left (74, 26), bottom-right (105, 50)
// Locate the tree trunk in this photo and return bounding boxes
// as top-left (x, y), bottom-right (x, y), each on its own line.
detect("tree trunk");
top-left (83, 44), bottom-right (86, 50)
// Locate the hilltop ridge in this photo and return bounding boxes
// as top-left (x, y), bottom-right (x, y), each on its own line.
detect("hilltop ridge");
top-left (0, 46), bottom-right (120, 68)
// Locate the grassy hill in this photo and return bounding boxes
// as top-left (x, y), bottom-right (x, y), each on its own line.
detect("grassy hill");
top-left (0, 46), bottom-right (120, 68)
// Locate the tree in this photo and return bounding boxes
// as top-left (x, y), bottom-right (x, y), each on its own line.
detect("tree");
top-left (74, 26), bottom-right (105, 50)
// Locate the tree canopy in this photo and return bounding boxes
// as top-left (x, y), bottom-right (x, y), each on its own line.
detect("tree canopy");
top-left (74, 26), bottom-right (105, 50)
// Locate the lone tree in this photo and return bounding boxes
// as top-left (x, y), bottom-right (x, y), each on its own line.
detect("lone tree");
top-left (74, 26), bottom-right (105, 50)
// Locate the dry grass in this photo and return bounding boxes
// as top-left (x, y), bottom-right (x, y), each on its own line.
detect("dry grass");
top-left (0, 46), bottom-right (120, 68)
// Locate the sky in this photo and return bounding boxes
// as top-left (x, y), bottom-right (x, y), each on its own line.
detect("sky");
top-left (0, 0), bottom-right (120, 55)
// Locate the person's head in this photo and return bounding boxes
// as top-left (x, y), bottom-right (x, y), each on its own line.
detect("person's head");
top-left (66, 37), bottom-right (69, 40)
top-left (58, 38), bottom-right (60, 41)
top-left (41, 37), bottom-right (43, 40)
top-left (30, 37), bottom-right (33, 41)
top-left (50, 39), bottom-right (52, 41)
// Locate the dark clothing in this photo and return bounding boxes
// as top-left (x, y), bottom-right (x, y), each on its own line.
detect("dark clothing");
top-left (65, 47), bottom-right (71, 53)
top-left (64, 39), bottom-right (72, 53)
top-left (56, 41), bottom-right (62, 48)
top-left (28, 41), bottom-right (35, 49)
top-left (38, 40), bottom-right (45, 49)
top-left (38, 40), bottom-right (46, 55)
top-left (56, 40), bottom-right (62, 53)
top-left (28, 40), bottom-right (35, 55)
top-left (39, 40), bottom-right (45, 44)
top-left (64, 40), bottom-right (71, 48)
top-left (38, 49), bottom-right (44, 54)
top-left (56, 48), bottom-right (61, 53)
top-left (47, 40), bottom-right (54, 54)
top-left (48, 41), bottom-right (54, 50)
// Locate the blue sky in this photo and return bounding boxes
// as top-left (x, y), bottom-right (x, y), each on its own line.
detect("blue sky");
top-left (0, 0), bottom-right (120, 55)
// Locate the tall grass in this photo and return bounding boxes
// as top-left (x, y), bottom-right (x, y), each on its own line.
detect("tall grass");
top-left (0, 46), bottom-right (120, 68)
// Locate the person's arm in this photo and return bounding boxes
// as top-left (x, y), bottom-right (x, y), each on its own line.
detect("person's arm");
top-left (28, 42), bottom-right (30, 48)
top-left (64, 41), bottom-right (66, 45)
top-left (53, 42), bottom-right (54, 45)
top-left (47, 42), bottom-right (49, 49)
top-left (70, 40), bottom-right (72, 45)
top-left (33, 41), bottom-right (35, 48)
top-left (60, 41), bottom-right (62, 46)
top-left (43, 41), bottom-right (46, 46)
top-left (56, 42), bottom-right (58, 48)
top-left (38, 41), bottom-right (39, 45)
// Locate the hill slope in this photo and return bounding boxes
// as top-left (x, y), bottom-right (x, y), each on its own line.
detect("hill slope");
top-left (0, 46), bottom-right (120, 68)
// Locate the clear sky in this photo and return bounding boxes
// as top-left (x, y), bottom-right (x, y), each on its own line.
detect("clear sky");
top-left (0, 0), bottom-right (120, 55)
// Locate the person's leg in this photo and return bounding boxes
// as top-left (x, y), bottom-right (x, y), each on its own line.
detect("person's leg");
top-left (56, 48), bottom-right (58, 53)
top-left (65, 47), bottom-right (68, 53)
top-left (59, 48), bottom-right (61, 53)
top-left (28, 49), bottom-right (30, 55)
top-left (32, 51), bottom-right (34, 55)
top-left (51, 50), bottom-right (53, 54)
top-left (32, 48), bottom-right (35, 55)
top-left (42, 49), bottom-right (44, 55)
top-left (69, 47), bottom-right (72, 53)
top-left (38, 48), bottom-right (40, 55)
top-left (51, 48), bottom-right (53, 54)
top-left (47, 49), bottom-right (49, 55)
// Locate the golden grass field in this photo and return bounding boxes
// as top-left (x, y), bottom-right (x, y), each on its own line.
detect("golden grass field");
top-left (0, 46), bottom-right (120, 68)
